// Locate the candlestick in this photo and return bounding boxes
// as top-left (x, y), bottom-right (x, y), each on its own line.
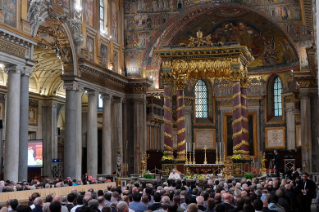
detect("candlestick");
top-left (189, 152), bottom-right (192, 163)
top-left (203, 145), bottom-right (207, 164)
top-left (193, 151), bottom-right (196, 164)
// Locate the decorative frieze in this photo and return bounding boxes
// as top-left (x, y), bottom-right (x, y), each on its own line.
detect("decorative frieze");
top-left (0, 38), bottom-right (27, 59)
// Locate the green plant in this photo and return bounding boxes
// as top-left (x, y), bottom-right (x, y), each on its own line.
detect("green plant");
top-left (244, 173), bottom-right (254, 180)
top-left (143, 174), bottom-right (153, 179)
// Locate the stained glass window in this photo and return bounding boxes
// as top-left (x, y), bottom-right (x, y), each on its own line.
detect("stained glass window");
top-left (100, 0), bottom-right (104, 31)
top-left (274, 77), bottom-right (282, 116)
top-left (195, 80), bottom-right (208, 118)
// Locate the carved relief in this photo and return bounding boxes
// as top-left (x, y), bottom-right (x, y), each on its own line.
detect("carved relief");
top-left (265, 127), bottom-right (285, 149)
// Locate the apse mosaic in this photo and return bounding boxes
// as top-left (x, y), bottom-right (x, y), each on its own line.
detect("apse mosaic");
top-left (124, 0), bottom-right (311, 76)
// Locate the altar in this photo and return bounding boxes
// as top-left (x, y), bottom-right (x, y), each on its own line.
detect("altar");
top-left (184, 163), bottom-right (224, 175)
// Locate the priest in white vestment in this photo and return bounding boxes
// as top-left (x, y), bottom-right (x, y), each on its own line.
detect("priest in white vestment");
top-left (168, 169), bottom-right (180, 179)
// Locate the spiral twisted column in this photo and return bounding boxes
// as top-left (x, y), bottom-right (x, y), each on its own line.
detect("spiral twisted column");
top-left (232, 80), bottom-right (243, 155)
top-left (175, 76), bottom-right (186, 161)
top-left (162, 73), bottom-right (174, 157)
top-left (240, 79), bottom-right (249, 155)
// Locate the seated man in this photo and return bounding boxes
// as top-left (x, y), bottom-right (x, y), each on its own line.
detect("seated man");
top-left (168, 169), bottom-right (180, 180)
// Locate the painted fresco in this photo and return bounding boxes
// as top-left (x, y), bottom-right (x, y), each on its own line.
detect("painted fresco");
top-left (86, 37), bottom-right (94, 62)
top-left (113, 51), bottom-right (119, 72)
top-left (3, 0), bottom-right (17, 28)
top-left (62, 0), bottom-right (69, 9)
top-left (101, 44), bottom-right (108, 67)
top-left (86, 0), bottom-right (94, 27)
top-left (112, 1), bottom-right (118, 42)
top-left (125, 31), bottom-right (153, 48)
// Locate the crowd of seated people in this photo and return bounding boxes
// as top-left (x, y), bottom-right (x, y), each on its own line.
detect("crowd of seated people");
top-left (0, 172), bottom-right (317, 212)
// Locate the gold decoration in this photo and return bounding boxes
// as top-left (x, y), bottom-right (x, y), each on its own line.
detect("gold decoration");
top-left (233, 140), bottom-right (250, 150)
top-left (232, 116), bottom-right (248, 126)
top-left (176, 105), bottom-right (185, 112)
top-left (229, 70), bottom-right (245, 81)
top-left (176, 116), bottom-right (185, 124)
top-left (162, 60), bottom-right (172, 68)
top-left (164, 85), bottom-right (173, 91)
top-left (177, 128), bottom-right (185, 136)
top-left (164, 118), bottom-right (174, 127)
top-left (162, 73), bottom-right (173, 84)
top-left (174, 77), bottom-right (186, 90)
top-left (233, 150), bottom-right (249, 154)
top-left (179, 30), bottom-right (220, 48)
top-left (259, 151), bottom-right (267, 174)
top-left (232, 105), bottom-right (248, 112)
top-left (163, 95), bottom-right (172, 101)
top-left (176, 95), bottom-right (184, 101)
top-left (163, 106), bottom-right (173, 114)
top-left (232, 82), bottom-right (240, 87)
top-left (232, 130), bottom-right (243, 139)
top-left (141, 152), bottom-right (150, 175)
top-left (177, 139), bottom-right (186, 148)
top-left (203, 145), bottom-right (207, 164)
top-left (185, 166), bottom-right (191, 175)
top-left (164, 144), bottom-right (173, 151)
top-left (232, 93), bottom-right (241, 99)
top-left (177, 150), bottom-right (186, 155)
top-left (189, 152), bottom-right (192, 163)
top-left (164, 132), bottom-right (173, 140)
top-left (240, 77), bottom-right (250, 87)
top-left (193, 151), bottom-right (196, 164)
top-left (241, 94), bottom-right (247, 99)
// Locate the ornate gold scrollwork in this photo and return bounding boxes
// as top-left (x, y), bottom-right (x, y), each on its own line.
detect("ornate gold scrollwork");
top-left (176, 95), bottom-right (184, 101)
top-left (176, 105), bottom-right (185, 112)
top-left (163, 106), bottom-right (173, 114)
top-left (163, 95), bottom-right (172, 101)
top-left (232, 116), bottom-right (248, 126)
top-left (177, 139), bottom-right (186, 148)
top-left (177, 150), bottom-right (186, 155)
top-left (177, 128), bottom-right (185, 136)
top-left (233, 150), bottom-right (249, 154)
top-left (176, 116), bottom-right (185, 124)
top-left (164, 144), bottom-right (173, 151)
top-left (164, 85), bottom-right (172, 91)
top-left (162, 73), bottom-right (173, 84)
top-left (233, 140), bottom-right (250, 150)
top-left (164, 118), bottom-right (174, 127)
top-left (164, 132), bottom-right (173, 140)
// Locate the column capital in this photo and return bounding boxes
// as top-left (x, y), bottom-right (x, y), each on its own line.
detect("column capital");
top-left (86, 90), bottom-right (99, 96)
top-left (21, 67), bottom-right (33, 77)
top-left (113, 97), bottom-right (125, 103)
top-left (64, 81), bottom-right (83, 91)
top-left (100, 94), bottom-right (113, 100)
top-left (4, 65), bottom-right (25, 74)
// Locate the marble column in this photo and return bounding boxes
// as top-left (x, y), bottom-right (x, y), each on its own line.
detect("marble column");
top-left (240, 85), bottom-right (249, 154)
top-left (18, 68), bottom-right (32, 181)
top-left (300, 92), bottom-right (312, 172)
top-left (133, 97), bottom-right (147, 174)
top-left (232, 80), bottom-right (243, 155)
top-left (285, 102), bottom-right (296, 150)
top-left (116, 98), bottom-right (123, 177)
top-left (175, 79), bottom-right (186, 161)
top-left (4, 66), bottom-right (22, 182)
top-left (162, 74), bottom-right (174, 157)
top-left (87, 90), bottom-right (98, 178)
top-left (101, 94), bottom-right (112, 174)
top-left (64, 82), bottom-right (82, 179)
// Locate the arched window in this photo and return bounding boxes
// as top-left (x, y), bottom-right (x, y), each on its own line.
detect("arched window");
top-left (273, 77), bottom-right (282, 116)
top-left (195, 80), bottom-right (208, 118)
top-left (100, 0), bottom-right (105, 31)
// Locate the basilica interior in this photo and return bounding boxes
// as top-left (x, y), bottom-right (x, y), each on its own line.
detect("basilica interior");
top-left (0, 0), bottom-right (318, 182)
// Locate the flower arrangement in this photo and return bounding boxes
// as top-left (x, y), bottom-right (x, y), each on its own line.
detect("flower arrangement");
top-left (230, 151), bottom-right (242, 161)
top-left (161, 151), bottom-right (174, 161)
top-left (185, 174), bottom-right (204, 180)
top-left (143, 174), bottom-right (154, 179)
top-left (244, 173), bottom-right (254, 180)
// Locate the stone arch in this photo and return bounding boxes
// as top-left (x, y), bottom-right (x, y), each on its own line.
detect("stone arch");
top-left (28, 0), bottom-right (80, 76)
top-left (141, 2), bottom-right (299, 70)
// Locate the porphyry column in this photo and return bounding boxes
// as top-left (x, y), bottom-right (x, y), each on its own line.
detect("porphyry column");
top-left (232, 79), bottom-right (243, 155)
top-left (101, 94), bottom-right (112, 174)
top-left (240, 79), bottom-right (249, 155)
top-left (4, 65), bottom-right (22, 182)
top-left (162, 73), bottom-right (174, 157)
top-left (18, 67), bottom-right (33, 181)
top-left (175, 76), bottom-right (186, 160)
top-left (87, 90), bottom-right (98, 178)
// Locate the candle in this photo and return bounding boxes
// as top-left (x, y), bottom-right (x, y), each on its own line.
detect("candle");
top-left (186, 143), bottom-right (187, 153)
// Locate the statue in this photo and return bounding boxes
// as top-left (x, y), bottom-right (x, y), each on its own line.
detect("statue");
top-left (28, 0), bottom-right (47, 35)
top-left (141, 152), bottom-right (150, 175)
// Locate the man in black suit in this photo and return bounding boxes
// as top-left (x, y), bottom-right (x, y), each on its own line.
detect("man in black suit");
top-left (229, 197), bottom-right (244, 212)
top-left (291, 167), bottom-right (299, 181)
top-left (221, 193), bottom-right (234, 212)
top-left (296, 172), bottom-right (316, 212)
top-left (272, 150), bottom-right (280, 177)
top-left (147, 193), bottom-right (162, 211)
top-left (261, 199), bottom-right (276, 212)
